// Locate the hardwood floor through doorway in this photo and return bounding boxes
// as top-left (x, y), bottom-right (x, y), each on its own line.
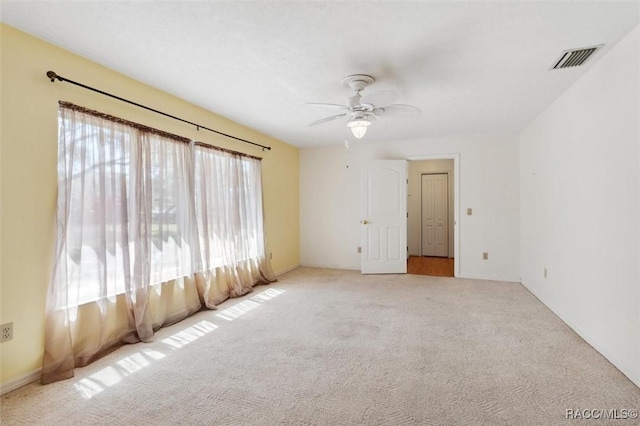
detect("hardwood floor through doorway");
top-left (407, 256), bottom-right (454, 277)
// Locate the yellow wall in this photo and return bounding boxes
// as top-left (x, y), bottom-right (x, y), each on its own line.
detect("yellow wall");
top-left (0, 24), bottom-right (300, 386)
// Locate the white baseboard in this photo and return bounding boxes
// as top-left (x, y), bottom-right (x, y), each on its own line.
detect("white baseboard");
top-left (456, 273), bottom-right (521, 283)
top-left (1, 369), bottom-right (41, 395)
top-left (299, 263), bottom-right (360, 271)
top-left (275, 264), bottom-right (301, 277)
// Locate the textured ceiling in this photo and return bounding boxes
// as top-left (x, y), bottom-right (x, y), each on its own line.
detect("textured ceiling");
top-left (1, 1), bottom-right (638, 147)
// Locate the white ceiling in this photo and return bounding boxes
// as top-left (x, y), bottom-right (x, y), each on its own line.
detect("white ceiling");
top-left (2, 1), bottom-right (638, 148)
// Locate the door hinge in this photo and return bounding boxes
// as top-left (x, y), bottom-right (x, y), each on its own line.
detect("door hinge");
top-left (406, 212), bottom-right (409, 218)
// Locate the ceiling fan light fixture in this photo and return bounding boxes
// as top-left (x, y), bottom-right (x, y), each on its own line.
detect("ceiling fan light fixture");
top-left (347, 119), bottom-right (371, 139)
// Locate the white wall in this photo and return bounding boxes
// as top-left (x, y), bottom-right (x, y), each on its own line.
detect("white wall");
top-left (408, 160), bottom-right (454, 258)
top-left (519, 26), bottom-right (640, 387)
top-left (300, 135), bottom-right (520, 281)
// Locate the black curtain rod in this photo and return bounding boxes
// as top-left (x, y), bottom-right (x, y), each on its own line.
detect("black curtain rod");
top-left (46, 71), bottom-right (271, 151)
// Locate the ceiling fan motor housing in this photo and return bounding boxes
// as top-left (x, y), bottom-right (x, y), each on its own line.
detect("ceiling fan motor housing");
top-left (352, 110), bottom-right (367, 120)
top-left (342, 74), bottom-right (375, 92)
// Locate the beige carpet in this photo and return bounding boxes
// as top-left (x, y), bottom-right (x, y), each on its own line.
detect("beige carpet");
top-left (2, 267), bottom-right (639, 425)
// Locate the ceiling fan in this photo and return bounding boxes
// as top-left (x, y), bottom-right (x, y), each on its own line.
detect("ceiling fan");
top-left (307, 74), bottom-right (421, 139)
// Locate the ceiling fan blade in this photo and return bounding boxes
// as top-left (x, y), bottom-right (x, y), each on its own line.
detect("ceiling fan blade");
top-left (374, 104), bottom-right (421, 118)
top-left (359, 90), bottom-right (398, 108)
top-left (308, 113), bottom-right (348, 127)
top-left (306, 103), bottom-right (350, 110)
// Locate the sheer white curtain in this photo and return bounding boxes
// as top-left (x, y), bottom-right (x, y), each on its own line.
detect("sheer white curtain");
top-left (194, 146), bottom-right (275, 307)
top-left (44, 108), bottom-right (138, 382)
top-left (43, 103), bottom-right (274, 384)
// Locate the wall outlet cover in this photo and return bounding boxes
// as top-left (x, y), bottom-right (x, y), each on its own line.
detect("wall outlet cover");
top-left (1, 322), bottom-right (13, 343)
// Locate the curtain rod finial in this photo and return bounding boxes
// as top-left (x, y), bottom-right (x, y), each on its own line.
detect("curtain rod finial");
top-left (47, 71), bottom-right (59, 82)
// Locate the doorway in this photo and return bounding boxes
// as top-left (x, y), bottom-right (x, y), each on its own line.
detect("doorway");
top-left (406, 157), bottom-right (458, 277)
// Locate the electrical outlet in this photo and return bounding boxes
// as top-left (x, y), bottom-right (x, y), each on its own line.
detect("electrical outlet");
top-left (482, 252), bottom-right (488, 260)
top-left (357, 246), bottom-right (362, 253)
top-left (467, 208), bottom-right (473, 215)
top-left (1, 322), bottom-right (13, 343)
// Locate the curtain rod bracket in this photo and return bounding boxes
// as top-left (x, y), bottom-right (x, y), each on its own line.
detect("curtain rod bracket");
top-left (45, 70), bottom-right (272, 151)
top-left (47, 70), bottom-right (61, 82)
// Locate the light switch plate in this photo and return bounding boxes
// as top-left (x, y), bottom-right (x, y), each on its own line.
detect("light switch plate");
top-left (467, 208), bottom-right (472, 215)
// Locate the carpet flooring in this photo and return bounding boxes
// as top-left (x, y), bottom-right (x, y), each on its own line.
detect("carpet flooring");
top-left (2, 267), bottom-right (639, 425)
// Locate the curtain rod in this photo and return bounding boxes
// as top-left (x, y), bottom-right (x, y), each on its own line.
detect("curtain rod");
top-left (46, 70), bottom-right (271, 151)
top-left (59, 101), bottom-right (263, 161)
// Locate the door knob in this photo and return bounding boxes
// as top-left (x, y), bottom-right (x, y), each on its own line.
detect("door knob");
top-left (361, 220), bottom-right (370, 225)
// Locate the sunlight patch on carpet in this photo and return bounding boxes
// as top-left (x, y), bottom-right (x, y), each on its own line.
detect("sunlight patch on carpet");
top-left (162, 320), bottom-right (218, 349)
top-left (215, 300), bottom-right (260, 321)
top-left (216, 288), bottom-right (285, 321)
top-left (71, 289), bottom-right (284, 400)
top-left (74, 348), bottom-right (168, 399)
top-left (252, 288), bottom-right (285, 302)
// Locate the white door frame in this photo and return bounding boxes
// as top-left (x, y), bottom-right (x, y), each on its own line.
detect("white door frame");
top-left (407, 153), bottom-right (460, 278)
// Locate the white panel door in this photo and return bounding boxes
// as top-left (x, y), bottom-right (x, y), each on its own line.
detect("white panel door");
top-left (421, 173), bottom-right (448, 257)
top-left (361, 160), bottom-right (407, 274)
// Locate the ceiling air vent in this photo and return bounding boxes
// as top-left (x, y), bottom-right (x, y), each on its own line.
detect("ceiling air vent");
top-left (551, 45), bottom-right (603, 70)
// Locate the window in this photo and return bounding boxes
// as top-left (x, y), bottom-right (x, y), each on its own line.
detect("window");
top-left (53, 104), bottom-right (267, 308)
